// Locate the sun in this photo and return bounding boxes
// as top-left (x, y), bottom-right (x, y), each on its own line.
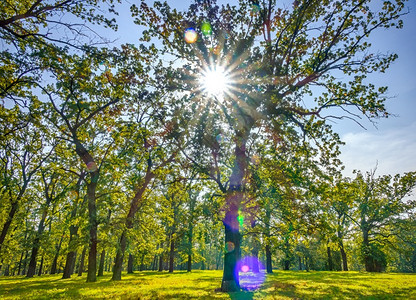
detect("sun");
top-left (200, 65), bottom-right (231, 99)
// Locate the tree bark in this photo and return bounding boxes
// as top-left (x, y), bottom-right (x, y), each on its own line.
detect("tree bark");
top-left (78, 246), bottom-right (87, 276)
top-left (74, 140), bottom-right (99, 283)
top-left (221, 129), bottom-right (250, 292)
top-left (26, 200), bottom-right (50, 278)
top-left (70, 252), bottom-right (77, 275)
top-left (327, 246), bottom-right (333, 271)
top-left (51, 234), bottom-right (64, 275)
top-left (98, 249), bottom-right (105, 276)
top-left (37, 256), bottom-right (44, 276)
top-left (266, 244), bottom-right (273, 273)
top-left (169, 237), bottom-right (175, 273)
top-left (0, 201), bottom-right (18, 253)
top-left (62, 173), bottom-right (85, 278)
top-left (140, 253), bottom-right (145, 271)
top-left (112, 230), bottom-right (127, 280)
top-left (158, 245), bottom-right (164, 272)
top-left (112, 161), bottom-right (156, 280)
top-left (17, 251), bottom-right (24, 275)
top-left (339, 240), bottom-right (348, 271)
top-left (21, 251), bottom-right (28, 275)
top-left (127, 253), bottom-right (134, 273)
top-left (221, 194), bottom-right (241, 292)
top-left (362, 229), bottom-right (373, 272)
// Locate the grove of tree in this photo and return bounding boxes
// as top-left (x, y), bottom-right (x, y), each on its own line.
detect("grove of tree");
top-left (1, 0), bottom-right (415, 293)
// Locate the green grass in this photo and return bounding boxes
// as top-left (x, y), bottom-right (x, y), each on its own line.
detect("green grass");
top-left (0, 270), bottom-right (415, 299)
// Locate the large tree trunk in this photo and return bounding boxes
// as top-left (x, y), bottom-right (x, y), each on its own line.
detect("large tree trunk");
top-left (220, 128), bottom-right (250, 292)
top-left (127, 253), bottom-right (134, 274)
top-left (221, 193), bottom-right (241, 292)
top-left (362, 229), bottom-right (373, 272)
top-left (97, 249), bottom-right (105, 276)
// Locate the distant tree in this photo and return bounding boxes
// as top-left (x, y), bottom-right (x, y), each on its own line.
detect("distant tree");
top-left (349, 170), bottom-right (416, 272)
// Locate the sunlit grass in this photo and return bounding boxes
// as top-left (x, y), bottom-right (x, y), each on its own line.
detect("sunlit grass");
top-left (0, 270), bottom-right (415, 299)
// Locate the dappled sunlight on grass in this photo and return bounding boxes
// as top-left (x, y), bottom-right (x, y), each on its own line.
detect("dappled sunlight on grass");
top-left (0, 270), bottom-right (415, 299)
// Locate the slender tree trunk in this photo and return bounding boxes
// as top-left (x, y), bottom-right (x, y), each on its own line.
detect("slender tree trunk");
top-left (21, 251), bottom-right (28, 275)
top-left (140, 253), bottom-right (145, 271)
top-left (327, 246), bottom-right (333, 271)
top-left (127, 253), bottom-right (134, 273)
top-left (27, 203), bottom-right (50, 278)
top-left (4, 265), bottom-right (9, 276)
top-left (86, 176), bottom-right (98, 282)
top-left (112, 230), bottom-right (127, 280)
top-left (169, 237), bottom-right (175, 273)
top-left (70, 252), bottom-right (77, 275)
top-left (17, 251), bottom-right (24, 275)
top-left (0, 198), bottom-right (20, 253)
top-left (187, 254), bottom-right (192, 272)
top-left (112, 158), bottom-right (157, 280)
top-left (158, 245), bottom-right (164, 272)
top-left (151, 255), bottom-right (157, 271)
top-left (201, 249), bottom-right (205, 270)
top-left (37, 256), bottom-right (44, 276)
top-left (298, 256), bottom-right (302, 271)
top-left (98, 249), bottom-right (105, 276)
top-left (78, 246), bottom-right (87, 276)
top-left (62, 174), bottom-right (84, 278)
top-left (251, 233), bottom-right (260, 273)
top-left (339, 239), bottom-right (348, 271)
top-left (51, 234), bottom-right (64, 275)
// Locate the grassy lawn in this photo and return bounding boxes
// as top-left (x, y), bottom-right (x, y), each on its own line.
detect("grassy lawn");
top-left (0, 270), bottom-right (415, 299)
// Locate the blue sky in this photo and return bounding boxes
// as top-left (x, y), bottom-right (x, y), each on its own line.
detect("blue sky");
top-left (113, 0), bottom-right (416, 177)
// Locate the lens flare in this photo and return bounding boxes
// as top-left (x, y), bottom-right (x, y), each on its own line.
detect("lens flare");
top-left (184, 28), bottom-right (198, 43)
top-left (86, 161), bottom-right (98, 172)
top-left (237, 256), bottom-right (266, 290)
top-left (216, 133), bottom-right (222, 143)
top-left (200, 65), bottom-right (230, 98)
top-left (226, 241), bottom-right (235, 253)
top-left (201, 22), bottom-right (212, 36)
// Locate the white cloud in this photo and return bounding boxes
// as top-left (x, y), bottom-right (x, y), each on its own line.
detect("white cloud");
top-left (339, 121), bottom-right (416, 177)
